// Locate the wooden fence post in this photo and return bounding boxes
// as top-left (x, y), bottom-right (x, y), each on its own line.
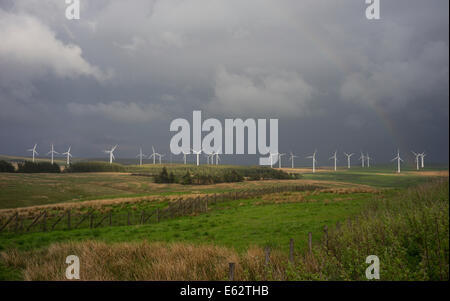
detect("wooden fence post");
top-left (308, 232), bottom-right (312, 255)
top-left (156, 208), bottom-right (160, 223)
top-left (229, 263), bottom-right (235, 281)
top-left (289, 238), bottom-right (294, 264)
top-left (67, 210), bottom-right (71, 230)
top-left (324, 225), bottom-right (329, 252)
top-left (265, 247), bottom-right (271, 266)
top-left (109, 211), bottom-right (112, 226)
top-left (127, 211), bottom-right (131, 226)
top-left (141, 210), bottom-right (145, 224)
top-left (42, 211), bottom-right (47, 232)
top-left (89, 213), bottom-right (94, 229)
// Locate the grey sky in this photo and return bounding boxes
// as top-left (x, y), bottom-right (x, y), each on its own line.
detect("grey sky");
top-left (0, 0), bottom-right (448, 166)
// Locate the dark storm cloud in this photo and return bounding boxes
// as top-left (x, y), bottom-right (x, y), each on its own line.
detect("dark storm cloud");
top-left (0, 0), bottom-right (448, 165)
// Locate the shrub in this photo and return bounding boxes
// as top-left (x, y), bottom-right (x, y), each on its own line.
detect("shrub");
top-left (67, 162), bottom-right (125, 172)
top-left (0, 160), bottom-right (15, 173)
top-left (16, 161), bottom-right (60, 173)
top-left (180, 170), bottom-right (193, 185)
top-left (154, 167), bottom-right (176, 184)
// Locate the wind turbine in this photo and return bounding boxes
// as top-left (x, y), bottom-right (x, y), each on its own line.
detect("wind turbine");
top-left (62, 146), bottom-right (72, 166)
top-left (157, 153), bottom-right (165, 164)
top-left (269, 152), bottom-right (279, 168)
top-left (412, 151), bottom-right (420, 171)
top-left (366, 153), bottom-right (371, 168)
top-left (306, 150), bottom-right (317, 173)
top-left (344, 152), bottom-right (354, 169)
top-left (47, 144), bottom-right (59, 165)
top-left (215, 150), bottom-right (221, 165)
top-left (359, 152), bottom-right (365, 168)
top-left (182, 151), bottom-right (189, 165)
top-left (391, 149), bottom-right (403, 173)
top-left (149, 146), bottom-right (159, 165)
top-left (137, 148), bottom-right (146, 166)
top-left (192, 149), bottom-right (202, 166)
top-left (289, 152), bottom-right (297, 169)
top-left (420, 153), bottom-right (426, 168)
top-left (278, 153), bottom-right (285, 168)
top-left (27, 144), bottom-right (38, 162)
top-left (104, 145), bottom-right (118, 164)
top-left (329, 151), bottom-right (338, 171)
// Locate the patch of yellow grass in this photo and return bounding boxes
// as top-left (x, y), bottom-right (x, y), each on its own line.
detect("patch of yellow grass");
top-left (1, 241), bottom-right (287, 281)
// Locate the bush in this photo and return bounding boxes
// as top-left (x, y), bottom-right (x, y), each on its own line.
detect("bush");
top-left (180, 170), bottom-right (193, 185)
top-left (17, 161), bottom-right (60, 173)
top-left (0, 160), bottom-right (15, 173)
top-left (223, 170), bottom-right (244, 183)
top-left (154, 167), bottom-right (176, 183)
top-left (67, 162), bottom-right (125, 172)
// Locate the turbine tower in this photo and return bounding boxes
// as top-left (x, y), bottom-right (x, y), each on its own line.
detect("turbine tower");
top-left (62, 146), bottom-right (72, 166)
top-left (420, 153), bottom-right (426, 168)
top-left (269, 152), bottom-right (279, 168)
top-left (289, 152), bottom-right (297, 169)
top-left (192, 149), bottom-right (202, 166)
top-left (104, 145), bottom-right (118, 164)
top-left (306, 150), bottom-right (317, 173)
top-left (149, 146), bottom-right (159, 165)
top-left (344, 152), bottom-right (354, 169)
top-left (27, 144), bottom-right (38, 162)
top-left (366, 153), bottom-right (371, 168)
top-left (215, 150), bottom-right (221, 165)
top-left (412, 151), bottom-right (420, 171)
top-left (278, 153), bottom-right (285, 168)
top-left (329, 151), bottom-right (338, 171)
top-left (47, 144), bottom-right (59, 165)
top-left (359, 152), bottom-right (365, 168)
top-left (137, 148), bottom-right (146, 166)
top-left (391, 149), bottom-right (403, 173)
top-left (182, 151), bottom-right (189, 165)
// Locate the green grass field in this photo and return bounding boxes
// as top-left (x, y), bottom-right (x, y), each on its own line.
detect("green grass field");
top-left (0, 162), bottom-right (447, 280)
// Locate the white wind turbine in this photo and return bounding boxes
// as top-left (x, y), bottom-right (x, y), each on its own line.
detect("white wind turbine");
top-left (47, 144), bottom-right (59, 165)
top-left (182, 151), bottom-right (190, 165)
top-left (104, 145), bottom-right (118, 164)
top-left (192, 149), bottom-right (202, 166)
top-left (344, 152), bottom-right (354, 169)
top-left (149, 146), bottom-right (159, 165)
top-left (278, 153), bottom-right (285, 168)
top-left (420, 153), bottom-right (426, 168)
top-left (289, 152), bottom-right (297, 169)
top-left (62, 146), bottom-right (72, 166)
top-left (391, 149), bottom-right (403, 173)
top-left (215, 149), bottom-right (221, 165)
top-left (27, 144), bottom-right (38, 162)
top-left (205, 152), bottom-right (214, 165)
top-left (359, 152), bottom-right (365, 168)
top-left (306, 150), bottom-right (318, 173)
top-left (137, 148), bottom-right (146, 166)
top-left (329, 151), bottom-right (338, 171)
top-left (412, 151), bottom-right (420, 171)
top-left (157, 153), bottom-right (165, 164)
top-left (269, 152), bottom-right (279, 168)
top-left (366, 153), bottom-right (371, 168)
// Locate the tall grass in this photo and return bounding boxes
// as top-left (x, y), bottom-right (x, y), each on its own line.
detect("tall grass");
top-left (292, 178), bottom-right (449, 280)
top-left (1, 179), bottom-right (448, 280)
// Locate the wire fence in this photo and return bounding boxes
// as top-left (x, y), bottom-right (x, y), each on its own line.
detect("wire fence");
top-left (0, 184), bottom-right (320, 234)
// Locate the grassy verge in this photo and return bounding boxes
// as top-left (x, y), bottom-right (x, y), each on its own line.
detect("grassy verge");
top-left (0, 179), bottom-right (447, 280)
